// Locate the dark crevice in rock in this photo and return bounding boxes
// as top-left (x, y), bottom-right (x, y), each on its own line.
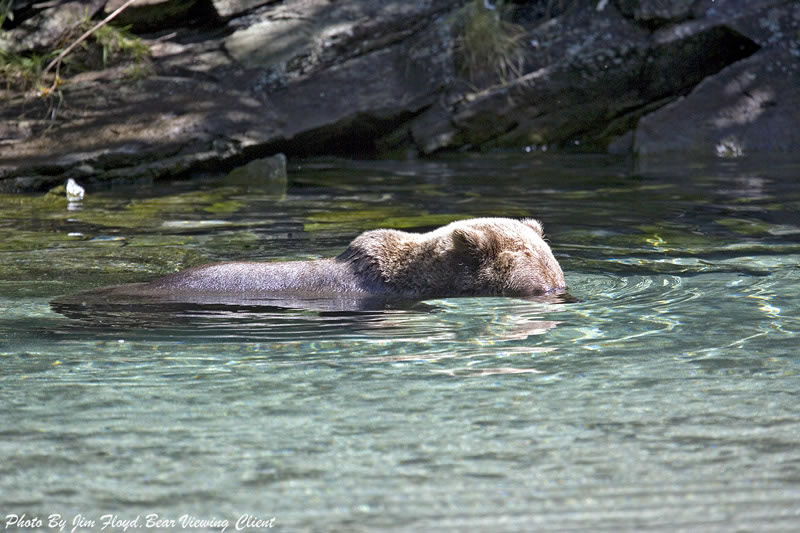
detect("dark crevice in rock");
top-left (640, 25), bottom-right (761, 103)
top-left (266, 110), bottom-right (422, 158)
top-left (184, 0), bottom-right (226, 31)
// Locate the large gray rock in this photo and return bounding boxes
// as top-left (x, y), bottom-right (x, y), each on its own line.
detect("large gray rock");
top-left (633, 0), bottom-right (800, 156)
top-left (222, 153), bottom-right (287, 185)
top-left (0, 0), bottom-right (105, 53)
top-left (225, 15), bottom-right (313, 70)
top-left (211, 0), bottom-right (275, 19)
top-left (270, 10), bottom-right (456, 153)
top-left (0, 70), bottom-right (283, 191)
top-left (226, 0), bottom-right (457, 85)
top-left (634, 46), bottom-right (800, 156)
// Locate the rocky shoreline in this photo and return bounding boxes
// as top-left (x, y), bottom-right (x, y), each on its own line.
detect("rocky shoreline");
top-left (1, 0), bottom-right (798, 192)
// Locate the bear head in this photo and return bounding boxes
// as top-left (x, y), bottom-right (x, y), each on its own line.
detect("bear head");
top-left (451, 218), bottom-right (566, 296)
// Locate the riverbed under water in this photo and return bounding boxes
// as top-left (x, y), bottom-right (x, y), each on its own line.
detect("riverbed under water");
top-left (1, 153), bottom-right (799, 531)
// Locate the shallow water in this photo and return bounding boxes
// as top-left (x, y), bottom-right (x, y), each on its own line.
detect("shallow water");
top-left (1, 154), bottom-right (799, 532)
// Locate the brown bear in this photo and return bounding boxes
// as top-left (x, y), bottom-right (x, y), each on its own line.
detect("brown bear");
top-left (64, 218), bottom-right (565, 305)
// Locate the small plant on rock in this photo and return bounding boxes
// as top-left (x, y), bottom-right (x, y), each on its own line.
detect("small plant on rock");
top-left (451, 0), bottom-right (526, 87)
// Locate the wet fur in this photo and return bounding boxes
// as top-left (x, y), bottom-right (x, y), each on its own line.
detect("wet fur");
top-left (81, 218), bottom-right (565, 300)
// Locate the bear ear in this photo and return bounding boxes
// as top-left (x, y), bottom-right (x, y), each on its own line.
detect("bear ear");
top-left (452, 227), bottom-right (481, 254)
top-left (452, 227), bottom-right (501, 258)
top-left (521, 218), bottom-right (544, 236)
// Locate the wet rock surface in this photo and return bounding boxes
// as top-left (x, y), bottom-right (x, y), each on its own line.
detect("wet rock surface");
top-left (632, 0), bottom-right (800, 156)
top-left (1, 0), bottom-right (798, 191)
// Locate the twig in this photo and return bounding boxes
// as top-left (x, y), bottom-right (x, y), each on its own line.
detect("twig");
top-left (41, 0), bottom-right (139, 84)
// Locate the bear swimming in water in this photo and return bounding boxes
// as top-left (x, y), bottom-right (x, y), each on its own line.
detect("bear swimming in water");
top-left (58, 218), bottom-right (565, 309)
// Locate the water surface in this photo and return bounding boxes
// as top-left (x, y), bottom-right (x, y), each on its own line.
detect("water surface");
top-left (1, 154), bottom-right (799, 531)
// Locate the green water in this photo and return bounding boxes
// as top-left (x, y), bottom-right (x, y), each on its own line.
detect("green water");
top-left (1, 154), bottom-right (799, 531)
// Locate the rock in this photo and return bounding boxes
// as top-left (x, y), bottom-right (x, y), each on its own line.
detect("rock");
top-left (633, 0), bottom-right (800, 156)
top-left (104, 0), bottom-right (199, 31)
top-left (227, 0), bottom-right (456, 84)
top-left (614, 0), bottom-right (695, 25)
top-left (270, 13), bottom-right (455, 154)
top-left (211, 0), bottom-right (273, 19)
top-left (718, 0), bottom-right (800, 48)
top-left (0, 72), bottom-right (284, 191)
top-left (634, 46), bottom-right (800, 156)
top-left (410, 0), bottom-right (797, 155)
top-left (0, 0), bottom-right (105, 53)
top-left (225, 15), bottom-right (313, 69)
top-left (1, 0), bottom-right (462, 191)
top-left (412, 2), bottom-right (760, 152)
top-left (222, 153), bottom-right (287, 188)
top-left (1, 0), bottom-right (799, 191)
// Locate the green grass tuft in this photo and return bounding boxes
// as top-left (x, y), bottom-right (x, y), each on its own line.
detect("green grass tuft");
top-left (451, 0), bottom-right (526, 86)
top-left (0, 49), bottom-right (58, 91)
